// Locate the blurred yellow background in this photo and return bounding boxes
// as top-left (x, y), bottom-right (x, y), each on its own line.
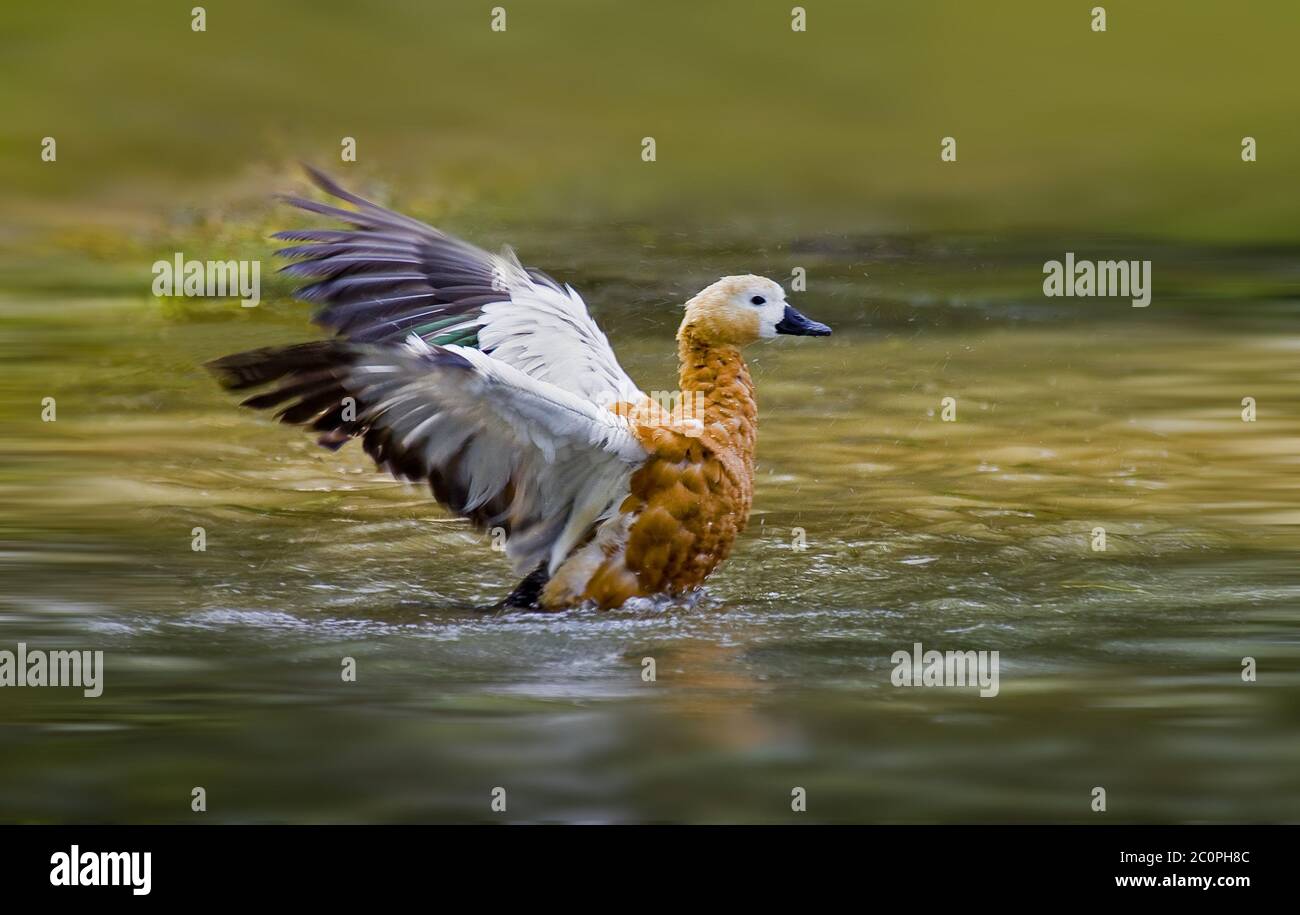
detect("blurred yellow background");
top-left (2, 0), bottom-right (1297, 241)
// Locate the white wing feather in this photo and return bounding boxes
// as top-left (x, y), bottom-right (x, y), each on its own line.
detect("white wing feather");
top-left (351, 339), bottom-right (647, 573)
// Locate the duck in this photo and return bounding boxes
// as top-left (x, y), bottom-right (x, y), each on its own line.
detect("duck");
top-left (208, 168), bottom-right (831, 610)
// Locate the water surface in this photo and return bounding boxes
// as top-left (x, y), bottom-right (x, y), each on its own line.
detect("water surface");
top-left (2, 232), bottom-right (1297, 822)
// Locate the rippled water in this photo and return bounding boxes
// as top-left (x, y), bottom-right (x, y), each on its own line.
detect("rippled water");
top-left (2, 235), bottom-right (1298, 822)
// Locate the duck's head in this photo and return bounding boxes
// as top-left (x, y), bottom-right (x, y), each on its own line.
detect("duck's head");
top-left (679, 274), bottom-right (831, 347)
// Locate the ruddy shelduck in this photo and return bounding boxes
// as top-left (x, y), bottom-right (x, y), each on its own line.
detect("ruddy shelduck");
top-left (210, 169), bottom-right (831, 610)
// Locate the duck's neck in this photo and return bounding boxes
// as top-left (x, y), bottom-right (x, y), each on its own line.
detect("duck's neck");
top-left (676, 328), bottom-right (757, 466)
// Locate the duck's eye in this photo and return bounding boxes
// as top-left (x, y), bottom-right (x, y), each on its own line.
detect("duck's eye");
top-left (750, 296), bottom-right (766, 306)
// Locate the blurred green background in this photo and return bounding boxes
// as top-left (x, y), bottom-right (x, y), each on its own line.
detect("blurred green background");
top-left (2, 0), bottom-right (1298, 244)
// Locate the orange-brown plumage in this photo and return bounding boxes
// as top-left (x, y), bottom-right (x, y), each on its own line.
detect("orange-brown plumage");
top-left (541, 277), bottom-right (799, 610)
top-left (208, 172), bottom-right (830, 612)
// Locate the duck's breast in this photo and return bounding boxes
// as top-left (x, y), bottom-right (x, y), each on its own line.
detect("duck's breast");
top-left (550, 429), bottom-right (751, 609)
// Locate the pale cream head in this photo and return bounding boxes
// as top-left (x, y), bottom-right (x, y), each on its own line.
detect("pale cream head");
top-left (679, 274), bottom-right (831, 346)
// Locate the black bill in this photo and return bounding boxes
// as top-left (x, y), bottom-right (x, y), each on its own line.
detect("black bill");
top-left (775, 304), bottom-right (832, 336)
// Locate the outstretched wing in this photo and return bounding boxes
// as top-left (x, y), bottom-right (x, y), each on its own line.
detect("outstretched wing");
top-left (273, 167), bottom-right (645, 407)
top-left (208, 339), bottom-right (649, 575)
